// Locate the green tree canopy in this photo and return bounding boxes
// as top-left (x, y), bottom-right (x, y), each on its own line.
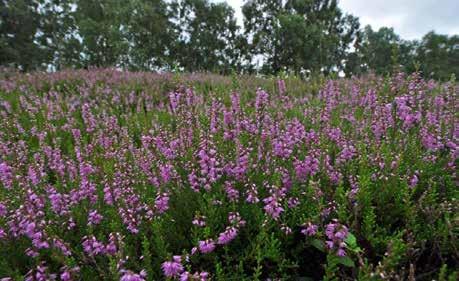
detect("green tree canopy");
top-left (242, 0), bottom-right (360, 75)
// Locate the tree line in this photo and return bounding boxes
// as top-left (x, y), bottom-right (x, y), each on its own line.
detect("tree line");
top-left (1, 0), bottom-right (458, 79)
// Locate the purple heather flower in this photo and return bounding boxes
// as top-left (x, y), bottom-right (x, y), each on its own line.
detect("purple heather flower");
top-left (288, 197), bottom-right (300, 208)
top-left (0, 202), bottom-right (7, 217)
top-left (82, 236), bottom-right (105, 256)
top-left (255, 88), bottom-right (269, 110)
top-left (217, 227), bottom-right (238, 245)
top-left (301, 222), bottom-right (318, 236)
top-left (180, 271), bottom-right (209, 281)
top-left (263, 195), bottom-right (284, 220)
top-left (245, 184), bottom-right (259, 203)
top-left (155, 193), bottom-right (169, 214)
top-left (192, 215), bottom-right (206, 227)
top-left (277, 79), bottom-right (286, 95)
top-left (88, 210), bottom-right (103, 226)
top-left (324, 220), bottom-right (349, 256)
top-left (0, 162), bottom-right (13, 189)
top-left (162, 256), bottom-right (184, 277)
top-left (191, 247), bottom-right (198, 255)
top-left (60, 271), bottom-right (71, 281)
top-left (408, 174), bottom-right (419, 188)
top-left (27, 166), bottom-right (40, 185)
top-left (120, 270), bottom-right (147, 281)
top-left (224, 181), bottom-right (239, 202)
top-left (337, 248), bottom-right (346, 257)
top-left (228, 212), bottom-right (245, 226)
top-left (53, 238), bottom-right (71, 256)
top-left (198, 239), bottom-right (216, 253)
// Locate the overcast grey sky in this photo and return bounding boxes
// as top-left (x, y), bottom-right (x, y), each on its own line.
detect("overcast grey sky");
top-left (220, 0), bottom-right (459, 40)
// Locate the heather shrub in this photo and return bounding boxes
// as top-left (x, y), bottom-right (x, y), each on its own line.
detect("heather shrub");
top-left (0, 69), bottom-right (457, 280)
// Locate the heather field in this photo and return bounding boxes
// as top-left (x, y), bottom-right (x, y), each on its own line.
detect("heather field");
top-left (0, 69), bottom-right (457, 281)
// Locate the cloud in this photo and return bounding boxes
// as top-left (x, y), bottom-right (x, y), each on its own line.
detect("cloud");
top-left (339, 0), bottom-right (459, 39)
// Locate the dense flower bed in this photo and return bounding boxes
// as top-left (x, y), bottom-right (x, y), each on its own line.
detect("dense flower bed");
top-left (0, 70), bottom-right (457, 280)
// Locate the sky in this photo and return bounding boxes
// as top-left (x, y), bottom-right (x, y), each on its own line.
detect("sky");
top-left (219, 0), bottom-right (459, 40)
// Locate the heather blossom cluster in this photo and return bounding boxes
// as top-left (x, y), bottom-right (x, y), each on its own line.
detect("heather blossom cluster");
top-left (325, 220), bottom-right (349, 257)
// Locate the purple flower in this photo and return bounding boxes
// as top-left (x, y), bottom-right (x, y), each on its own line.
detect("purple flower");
top-left (217, 227), bottom-right (238, 245)
top-left (0, 162), bottom-right (13, 189)
top-left (88, 210), bottom-right (103, 226)
top-left (408, 174), bottom-right (419, 188)
top-left (180, 271), bottom-right (209, 281)
top-left (263, 195), bottom-right (284, 220)
top-left (337, 248), bottom-right (346, 257)
top-left (224, 181), bottom-right (239, 202)
top-left (301, 222), bottom-right (318, 236)
top-left (192, 215), bottom-right (206, 227)
top-left (60, 271), bottom-right (71, 281)
top-left (105, 232), bottom-right (122, 255)
top-left (82, 236), bottom-right (105, 256)
top-left (288, 197), bottom-right (300, 208)
top-left (198, 239), bottom-right (216, 253)
top-left (324, 220), bottom-right (349, 256)
top-left (277, 79), bottom-right (286, 95)
top-left (159, 163), bottom-right (173, 183)
top-left (27, 166), bottom-right (40, 185)
top-left (53, 238), bottom-right (71, 256)
top-left (228, 212), bottom-right (245, 227)
top-left (245, 184), bottom-right (259, 203)
top-left (155, 193), bottom-right (169, 214)
top-left (255, 88), bottom-right (269, 110)
top-left (162, 256), bottom-right (184, 277)
top-left (120, 270), bottom-right (147, 281)
top-left (0, 202), bottom-right (7, 217)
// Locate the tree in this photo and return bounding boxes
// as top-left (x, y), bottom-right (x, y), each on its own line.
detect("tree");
top-left (0, 0), bottom-right (54, 71)
top-left (241, 0), bottom-right (283, 73)
top-left (358, 25), bottom-right (401, 75)
top-left (416, 31), bottom-right (459, 80)
top-left (66, 0), bottom-right (131, 68)
top-left (398, 39), bottom-right (418, 74)
top-left (123, 0), bottom-right (177, 71)
top-left (242, 0), bottom-right (359, 75)
top-left (170, 0), bottom-right (245, 73)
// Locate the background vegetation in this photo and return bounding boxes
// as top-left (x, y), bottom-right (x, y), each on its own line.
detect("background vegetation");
top-left (1, 0), bottom-right (458, 80)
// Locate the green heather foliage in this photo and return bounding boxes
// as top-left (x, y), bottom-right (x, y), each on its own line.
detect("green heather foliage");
top-left (0, 69), bottom-right (457, 280)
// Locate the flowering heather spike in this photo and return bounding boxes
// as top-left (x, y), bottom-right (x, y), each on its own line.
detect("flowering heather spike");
top-left (192, 214), bottom-right (206, 227)
top-left (245, 184), bottom-right (259, 203)
top-left (0, 202), bottom-right (7, 217)
top-left (0, 162), bottom-right (13, 189)
top-left (82, 235), bottom-right (105, 256)
top-left (217, 227), bottom-right (238, 245)
top-left (87, 209), bottom-right (103, 226)
top-left (154, 193), bottom-right (169, 214)
top-left (224, 181), bottom-right (239, 202)
top-left (301, 222), bottom-right (318, 236)
top-left (277, 79), bottom-right (286, 95)
top-left (162, 257), bottom-right (184, 277)
top-left (198, 239), bottom-right (216, 253)
top-left (255, 88), bottom-right (269, 110)
top-left (263, 194), bottom-right (284, 220)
